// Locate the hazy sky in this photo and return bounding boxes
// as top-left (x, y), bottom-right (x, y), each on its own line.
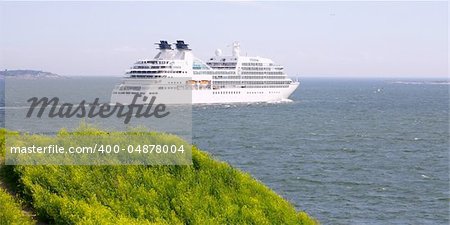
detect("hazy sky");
top-left (0, 1), bottom-right (447, 78)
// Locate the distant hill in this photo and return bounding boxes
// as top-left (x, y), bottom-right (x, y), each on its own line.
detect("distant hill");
top-left (0, 70), bottom-right (64, 79)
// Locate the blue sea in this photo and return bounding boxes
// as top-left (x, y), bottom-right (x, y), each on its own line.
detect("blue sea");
top-left (1, 77), bottom-right (449, 224)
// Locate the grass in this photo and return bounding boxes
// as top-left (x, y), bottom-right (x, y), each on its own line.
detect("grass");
top-left (0, 128), bottom-right (318, 225)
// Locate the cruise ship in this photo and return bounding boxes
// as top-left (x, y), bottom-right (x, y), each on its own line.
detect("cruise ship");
top-left (110, 40), bottom-right (299, 104)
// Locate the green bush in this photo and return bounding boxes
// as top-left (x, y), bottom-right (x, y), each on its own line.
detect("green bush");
top-left (0, 128), bottom-right (318, 225)
top-left (0, 185), bottom-right (35, 225)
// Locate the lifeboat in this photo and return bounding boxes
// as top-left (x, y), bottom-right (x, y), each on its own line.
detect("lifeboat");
top-left (200, 80), bottom-right (210, 85)
top-left (186, 80), bottom-right (196, 85)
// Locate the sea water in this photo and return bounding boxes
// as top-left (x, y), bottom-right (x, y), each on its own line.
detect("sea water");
top-left (1, 77), bottom-right (448, 224)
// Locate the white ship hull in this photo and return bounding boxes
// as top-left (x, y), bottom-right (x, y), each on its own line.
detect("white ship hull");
top-left (110, 82), bottom-right (299, 105)
top-left (192, 83), bottom-right (299, 104)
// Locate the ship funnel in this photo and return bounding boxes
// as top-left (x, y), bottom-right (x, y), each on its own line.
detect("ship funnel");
top-left (175, 40), bottom-right (191, 50)
top-left (156, 40), bottom-right (172, 50)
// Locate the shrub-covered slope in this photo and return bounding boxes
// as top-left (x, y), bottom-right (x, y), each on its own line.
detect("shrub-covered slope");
top-left (0, 128), bottom-right (317, 224)
top-left (0, 187), bottom-right (35, 225)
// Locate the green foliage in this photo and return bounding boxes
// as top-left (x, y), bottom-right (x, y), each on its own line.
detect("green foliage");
top-left (0, 130), bottom-right (35, 224)
top-left (0, 127), bottom-right (318, 225)
top-left (0, 187), bottom-right (36, 225)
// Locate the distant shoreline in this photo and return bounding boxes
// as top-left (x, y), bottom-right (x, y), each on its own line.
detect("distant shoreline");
top-left (0, 70), bottom-right (65, 80)
top-left (390, 80), bottom-right (450, 85)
